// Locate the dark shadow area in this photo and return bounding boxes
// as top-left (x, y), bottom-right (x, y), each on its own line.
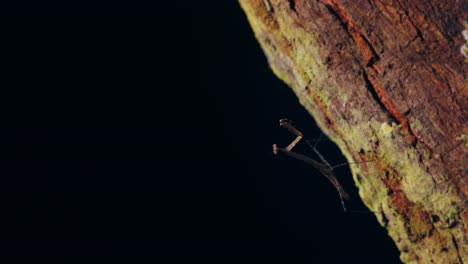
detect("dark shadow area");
top-left (0, 1), bottom-right (401, 262)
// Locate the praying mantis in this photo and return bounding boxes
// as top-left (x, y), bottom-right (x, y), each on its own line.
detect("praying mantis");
top-left (272, 119), bottom-right (353, 212)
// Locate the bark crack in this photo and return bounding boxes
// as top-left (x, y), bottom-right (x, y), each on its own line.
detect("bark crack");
top-left (361, 69), bottom-right (417, 144)
top-left (403, 10), bottom-right (426, 42)
top-left (239, 0), bottom-right (468, 261)
top-left (320, 0), bottom-right (380, 70)
top-left (361, 70), bottom-right (397, 124)
top-left (287, 0), bottom-right (298, 15)
top-left (450, 234), bottom-right (463, 264)
top-left (262, 0), bottom-right (274, 13)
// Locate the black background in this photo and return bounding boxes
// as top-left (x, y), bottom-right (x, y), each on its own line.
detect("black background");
top-left (0, 1), bottom-right (401, 261)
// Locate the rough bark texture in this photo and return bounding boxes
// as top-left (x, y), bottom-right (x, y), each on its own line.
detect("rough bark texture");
top-left (239, 1), bottom-right (467, 263)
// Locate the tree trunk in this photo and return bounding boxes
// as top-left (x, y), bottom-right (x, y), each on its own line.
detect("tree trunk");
top-left (239, 0), bottom-right (467, 263)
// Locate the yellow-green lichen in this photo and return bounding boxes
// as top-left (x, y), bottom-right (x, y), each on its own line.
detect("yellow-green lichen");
top-left (338, 117), bottom-right (459, 226)
top-left (272, 6), bottom-right (330, 91)
top-left (411, 119), bottom-right (422, 130)
top-left (461, 21), bottom-right (468, 58)
top-left (374, 126), bottom-right (459, 223)
top-left (455, 134), bottom-right (468, 147)
top-left (341, 121), bottom-right (375, 151)
top-left (240, 0), bottom-right (331, 106)
top-left (380, 122), bottom-right (396, 137)
top-left (240, 2), bottom-right (467, 261)
top-left (314, 89), bottom-right (332, 107)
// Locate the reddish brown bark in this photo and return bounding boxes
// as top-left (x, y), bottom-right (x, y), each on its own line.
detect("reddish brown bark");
top-left (239, 0), bottom-right (467, 263)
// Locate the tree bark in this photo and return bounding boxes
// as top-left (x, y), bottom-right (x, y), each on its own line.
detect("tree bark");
top-left (239, 0), bottom-right (467, 263)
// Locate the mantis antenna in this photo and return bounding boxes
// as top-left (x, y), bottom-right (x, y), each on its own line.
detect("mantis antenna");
top-left (273, 119), bottom-right (351, 212)
top-left (273, 119), bottom-right (377, 214)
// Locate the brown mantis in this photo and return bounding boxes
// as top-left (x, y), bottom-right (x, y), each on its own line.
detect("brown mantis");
top-left (272, 119), bottom-right (352, 212)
